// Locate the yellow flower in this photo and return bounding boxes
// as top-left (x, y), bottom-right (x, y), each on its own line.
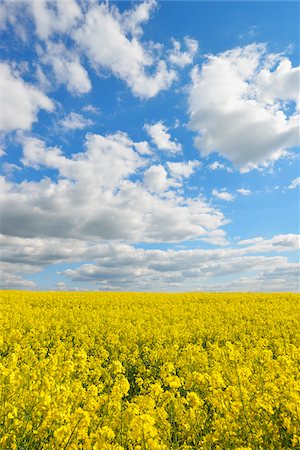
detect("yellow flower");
top-left (186, 392), bottom-right (202, 408)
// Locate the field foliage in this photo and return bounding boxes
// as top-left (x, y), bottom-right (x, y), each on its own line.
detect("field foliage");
top-left (0, 291), bottom-right (299, 449)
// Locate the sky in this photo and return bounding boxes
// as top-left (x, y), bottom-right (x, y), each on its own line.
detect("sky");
top-left (0, 0), bottom-right (299, 292)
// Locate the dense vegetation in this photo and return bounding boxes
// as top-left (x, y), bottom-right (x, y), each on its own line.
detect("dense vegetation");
top-left (1, 291), bottom-right (299, 449)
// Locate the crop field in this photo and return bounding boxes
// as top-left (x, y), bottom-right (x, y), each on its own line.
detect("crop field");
top-left (0, 291), bottom-right (299, 449)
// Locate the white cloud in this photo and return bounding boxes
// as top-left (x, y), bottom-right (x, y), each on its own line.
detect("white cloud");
top-left (73, 2), bottom-right (176, 98)
top-left (238, 25), bottom-right (259, 41)
top-left (0, 1), bottom-right (29, 42)
top-left (1, 1), bottom-right (194, 100)
top-left (0, 175), bottom-right (226, 243)
top-left (1, 232), bottom-right (298, 291)
top-left (143, 165), bottom-right (178, 192)
top-left (237, 188), bottom-right (252, 196)
top-left (1, 3), bottom-right (298, 293)
top-left (288, 177), bottom-right (300, 189)
top-left (122, 0), bottom-right (157, 37)
top-left (144, 121), bottom-right (182, 153)
top-left (212, 189), bottom-right (234, 202)
top-left (1, 1), bottom-right (178, 99)
top-left (209, 161), bottom-right (233, 172)
top-left (134, 141), bottom-right (153, 155)
top-left (58, 237), bottom-right (299, 291)
top-left (35, 65), bottom-right (52, 91)
top-left (206, 263), bottom-right (299, 292)
top-left (82, 104), bottom-right (101, 115)
top-left (2, 162), bottom-right (21, 175)
top-left (1, 133), bottom-right (226, 243)
top-left (0, 148), bottom-right (6, 157)
top-left (0, 262), bottom-right (37, 290)
top-left (29, 0), bottom-right (82, 40)
top-left (201, 229), bottom-right (228, 247)
top-left (167, 160), bottom-right (200, 179)
top-left (55, 281), bottom-right (67, 291)
top-left (39, 42), bottom-right (91, 95)
top-left (0, 62), bottom-right (54, 132)
top-left (0, 234), bottom-right (95, 271)
top-left (238, 233), bottom-right (300, 253)
top-left (60, 112), bottom-right (94, 130)
top-left (256, 58), bottom-right (300, 110)
top-left (188, 44), bottom-right (300, 171)
top-left (21, 132), bottom-right (145, 189)
top-left (169, 36), bottom-right (198, 68)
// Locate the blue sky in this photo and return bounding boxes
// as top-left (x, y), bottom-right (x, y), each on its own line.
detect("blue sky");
top-left (0, 0), bottom-right (299, 291)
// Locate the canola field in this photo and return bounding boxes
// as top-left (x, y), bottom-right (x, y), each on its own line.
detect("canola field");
top-left (0, 291), bottom-right (299, 450)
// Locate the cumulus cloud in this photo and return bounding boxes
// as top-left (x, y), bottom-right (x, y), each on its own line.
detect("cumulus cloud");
top-left (0, 259), bottom-right (37, 290)
top-left (169, 36), bottom-right (198, 68)
top-left (29, 0), bottom-right (82, 40)
top-left (0, 0), bottom-right (82, 43)
top-left (1, 232), bottom-right (298, 291)
top-left (21, 133), bottom-right (145, 188)
top-left (60, 112), bottom-right (94, 130)
top-left (288, 177), bottom-right (300, 189)
top-left (82, 104), bottom-right (101, 115)
top-left (200, 229), bottom-right (228, 247)
top-left (39, 42), bottom-right (91, 95)
top-left (134, 141), bottom-right (153, 155)
top-left (207, 263), bottom-right (299, 292)
top-left (122, 0), bottom-right (157, 37)
top-left (0, 1), bottom-right (30, 42)
top-left (144, 122), bottom-right (182, 153)
top-left (1, 1), bottom-right (188, 99)
top-left (1, 232), bottom-right (298, 290)
top-left (167, 160), bottom-right (200, 180)
top-left (0, 176), bottom-right (224, 243)
top-left (1, 132), bottom-right (226, 243)
top-left (237, 188), bottom-right (252, 196)
top-left (0, 62), bottom-right (54, 132)
top-left (212, 189), bottom-right (234, 202)
top-left (209, 161), bottom-right (233, 172)
top-left (0, 268), bottom-right (37, 290)
top-left (57, 236), bottom-right (299, 291)
top-left (188, 44), bottom-right (299, 171)
top-left (73, 2), bottom-right (176, 98)
top-left (256, 58), bottom-right (300, 110)
top-left (55, 281), bottom-right (68, 291)
top-left (143, 165), bottom-right (178, 192)
top-left (238, 233), bottom-right (300, 253)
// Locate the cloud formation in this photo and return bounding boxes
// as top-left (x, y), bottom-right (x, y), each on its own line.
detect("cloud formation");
top-left (0, 1), bottom-right (188, 99)
top-left (188, 44), bottom-right (299, 171)
top-left (1, 133), bottom-right (226, 243)
top-left (38, 42), bottom-right (91, 95)
top-left (288, 177), bottom-right (300, 189)
top-left (209, 161), bottom-right (233, 173)
top-left (145, 122), bottom-right (182, 153)
top-left (237, 188), bottom-right (252, 196)
top-left (143, 165), bottom-right (178, 192)
top-left (60, 112), bottom-right (94, 130)
top-left (48, 236), bottom-right (300, 292)
top-left (0, 233), bottom-right (299, 291)
top-left (72, 1), bottom-right (176, 98)
top-left (0, 2), bottom-right (298, 293)
top-left (29, 0), bottom-right (81, 40)
top-left (0, 62), bottom-right (54, 132)
top-left (169, 36), bottom-right (198, 68)
top-left (167, 160), bottom-right (200, 180)
top-left (212, 189), bottom-right (234, 202)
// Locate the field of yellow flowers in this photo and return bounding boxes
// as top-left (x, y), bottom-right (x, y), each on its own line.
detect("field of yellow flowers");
top-left (0, 291), bottom-right (299, 449)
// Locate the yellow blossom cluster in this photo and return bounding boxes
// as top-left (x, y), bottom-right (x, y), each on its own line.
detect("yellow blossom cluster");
top-left (0, 291), bottom-right (299, 449)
